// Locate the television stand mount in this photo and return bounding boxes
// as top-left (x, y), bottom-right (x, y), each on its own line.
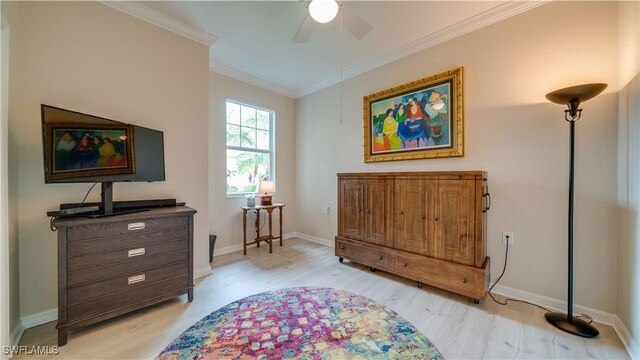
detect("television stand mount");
top-left (58, 182), bottom-right (178, 218)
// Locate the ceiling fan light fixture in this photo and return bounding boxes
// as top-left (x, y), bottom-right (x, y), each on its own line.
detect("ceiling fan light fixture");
top-left (309, 0), bottom-right (339, 24)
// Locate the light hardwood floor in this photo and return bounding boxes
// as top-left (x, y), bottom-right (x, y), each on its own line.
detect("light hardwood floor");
top-left (16, 238), bottom-right (628, 359)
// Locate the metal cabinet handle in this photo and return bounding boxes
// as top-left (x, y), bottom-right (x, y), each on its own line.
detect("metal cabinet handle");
top-left (420, 215), bottom-right (426, 220)
top-left (462, 278), bottom-right (468, 284)
top-left (128, 274), bottom-right (146, 285)
top-left (483, 193), bottom-right (491, 213)
top-left (341, 246), bottom-right (345, 250)
top-left (366, 209), bottom-right (371, 213)
top-left (357, 208), bottom-right (362, 212)
top-left (127, 222), bottom-right (145, 231)
top-left (403, 263), bottom-right (408, 268)
top-left (127, 248), bottom-right (145, 257)
top-left (378, 256), bottom-right (383, 260)
top-left (433, 217), bottom-right (439, 221)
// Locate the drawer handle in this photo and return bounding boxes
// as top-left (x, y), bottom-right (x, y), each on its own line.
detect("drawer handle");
top-left (420, 215), bottom-right (426, 220)
top-left (403, 263), bottom-right (408, 268)
top-left (128, 248), bottom-right (146, 257)
top-left (357, 208), bottom-right (362, 213)
top-left (462, 278), bottom-right (468, 284)
top-left (378, 256), bottom-right (383, 260)
top-left (341, 246), bottom-right (345, 250)
top-left (433, 217), bottom-right (439, 221)
top-left (128, 222), bottom-right (146, 231)
top-left (366, 209), bottom-right (371, 213)
top-left (128, 274), bottom-right (146, 285)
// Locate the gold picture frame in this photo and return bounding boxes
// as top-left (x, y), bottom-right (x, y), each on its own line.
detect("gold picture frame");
top-left (363, 66), bottom-right (463, 162)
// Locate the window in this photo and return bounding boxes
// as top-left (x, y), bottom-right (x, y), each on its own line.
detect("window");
top-left (226, 100), bottom-right (274, 196)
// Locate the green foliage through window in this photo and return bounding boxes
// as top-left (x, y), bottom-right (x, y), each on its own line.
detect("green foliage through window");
top-left (226, 100), bottom-right (274, 195)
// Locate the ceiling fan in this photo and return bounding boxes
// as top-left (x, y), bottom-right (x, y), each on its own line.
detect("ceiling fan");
top-left (292, 0), bottom-right (373, 43)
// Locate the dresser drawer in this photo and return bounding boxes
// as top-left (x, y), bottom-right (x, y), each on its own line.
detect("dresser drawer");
top-left (68, 238), bottom-right (188, 272)
top-left (68, 249), bottom-right (188, 287)
top-left (67, 274), bottom-right (190, 321)
top-left (68, 261), bottom-right (189, 304)
top-left (392, 253), bottom-right (479, 294)
top-left (67, 216), bottom-right (189, 241)
top-left (67, 227), bottom-right (188, 256)
top-left (336, 238), bottom-right (389, 269)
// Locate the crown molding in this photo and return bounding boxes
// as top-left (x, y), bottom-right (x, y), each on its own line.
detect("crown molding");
top-left (210, 61), bottom-right (297, 99)
top-left (99, 1), bottom-right (218, 47)
top-left (295, 0), bottom-right (550, 98)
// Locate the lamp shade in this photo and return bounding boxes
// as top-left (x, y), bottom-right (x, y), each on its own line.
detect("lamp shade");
top-left (545, 83), bottom-right (607, 105)
top-left (259, 181), bottom-right (275, 193)
top-left (309, 0), bottom-right (339, 23)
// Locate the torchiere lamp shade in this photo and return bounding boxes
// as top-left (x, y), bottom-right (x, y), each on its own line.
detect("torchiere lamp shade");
top-left (545, 83), bottom-right (607, 105)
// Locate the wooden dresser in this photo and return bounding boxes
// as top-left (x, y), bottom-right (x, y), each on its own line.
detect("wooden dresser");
top-left (53, 206), bottom-right (196, 345)
top-left (335, 172), bottom-right (490, 302)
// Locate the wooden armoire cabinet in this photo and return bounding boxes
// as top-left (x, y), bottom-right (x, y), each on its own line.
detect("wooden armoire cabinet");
top-left (336, 171), bottom-right (490, 302)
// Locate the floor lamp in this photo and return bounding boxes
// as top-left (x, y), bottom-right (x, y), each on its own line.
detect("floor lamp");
top-left (544, 83), bottom-right (607, 338)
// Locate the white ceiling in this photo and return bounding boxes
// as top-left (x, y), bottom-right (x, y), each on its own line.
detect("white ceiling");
top-left (132, 1), bottom-right (545, 98)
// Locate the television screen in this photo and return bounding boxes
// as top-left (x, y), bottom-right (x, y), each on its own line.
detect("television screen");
top-left (42, 105), bottom-right (165, 184)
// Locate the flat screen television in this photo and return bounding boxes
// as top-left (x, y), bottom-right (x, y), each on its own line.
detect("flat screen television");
top-left (41, 104), bottom-right (166, 216)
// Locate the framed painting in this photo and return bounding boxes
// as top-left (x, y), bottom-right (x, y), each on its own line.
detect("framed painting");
top-left (44, 125), bottom-right (135, 181)
top-left (363, 66), bottom-right (463, 162)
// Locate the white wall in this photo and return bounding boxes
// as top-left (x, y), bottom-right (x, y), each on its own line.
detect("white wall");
top-left (296, 1), bottom-right (620, 313)
top-left (617, 0), bottom-right (640, 353)
top-left (8, 1), bottom-right (210, 318)
top-left (1, 5), bottom-right (13, 355)
top-left (0, 0), bottom-right (21, 348)
top-left (209, 72), bottom-right (297, 253)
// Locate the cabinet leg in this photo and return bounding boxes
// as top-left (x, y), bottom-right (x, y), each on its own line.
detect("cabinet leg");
top-left (188, 288), bottom-right (194, 302)
top-left (473, 298), bottom-right (480, 305)
top-left (58, 328), bottom-right (68, 346)
top-left (339, 257), bottom-right (344, 263)
top-left (417, 281), bottom-right (424, 289)
top-left (370, 267), bottom-right (377, 272)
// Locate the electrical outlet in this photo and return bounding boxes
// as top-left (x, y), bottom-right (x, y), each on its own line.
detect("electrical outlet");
top-left (502, 231), bottom-right (514, 245)
top-left (324, 206), bottom-right (330, 216)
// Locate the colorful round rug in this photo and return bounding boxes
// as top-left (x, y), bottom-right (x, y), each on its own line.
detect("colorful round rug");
top-left (157, 287), bottom-right (443, 359)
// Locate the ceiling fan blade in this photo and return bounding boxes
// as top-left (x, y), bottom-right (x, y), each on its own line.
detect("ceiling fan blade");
top-left (292, 14), bottom-right (316, 43)
top-left (341, 5), bottom-right (372, 40)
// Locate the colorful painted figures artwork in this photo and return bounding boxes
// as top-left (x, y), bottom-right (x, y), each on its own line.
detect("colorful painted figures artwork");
top-left (371, 84), bottom-right (450, 152)
top-left (364, 67), bottom-right (464, 162)
top-left (50, 127), bottom-right (132, 178)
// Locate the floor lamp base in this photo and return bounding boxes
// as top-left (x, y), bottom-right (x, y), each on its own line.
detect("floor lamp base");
top-left (545, 312), bottom-right (599, 338)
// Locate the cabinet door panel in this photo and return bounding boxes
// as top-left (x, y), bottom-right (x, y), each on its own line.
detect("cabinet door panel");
top-left (434, 180), bottom-right (475, 265)
top-left (364, 179), bottom-right (392, 247)
top-left (394, 180), bottom-right (430, 255)
top-left (339, 180), bottom-right (364, 240)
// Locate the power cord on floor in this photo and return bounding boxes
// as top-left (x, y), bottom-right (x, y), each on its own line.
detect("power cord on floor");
top-left (488, 235), bottom-right (594, 325)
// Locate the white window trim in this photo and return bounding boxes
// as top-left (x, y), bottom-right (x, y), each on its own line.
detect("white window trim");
top-left (225, 98), bottom-right (276, 198)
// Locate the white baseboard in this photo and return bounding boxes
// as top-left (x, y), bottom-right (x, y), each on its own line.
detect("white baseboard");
top-left (613, 315), bottom-right (639, 360)
top-left (490, 283), bottom-right (616, 326)
top-left (9, 318), bottom-right (24, 348)
top-left (212, 232), bottom-right (310, 258)
top-left (194, 266), bottom-right (212, 279)
top-left (212, 243), bottom-right (244, 257)
top-left (20, 308), bottom-right (56, 330)
top-left (285, 232), bottom-right (333, 247)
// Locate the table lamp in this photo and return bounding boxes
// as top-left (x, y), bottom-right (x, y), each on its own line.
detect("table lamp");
top-left (258, 181), bottom-right (275, 205)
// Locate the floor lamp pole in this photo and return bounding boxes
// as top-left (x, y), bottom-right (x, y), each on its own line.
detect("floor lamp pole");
top-left (567, 118), bottom-right (575, 321)
top-left (544, 83), bottom-right (607, 338)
